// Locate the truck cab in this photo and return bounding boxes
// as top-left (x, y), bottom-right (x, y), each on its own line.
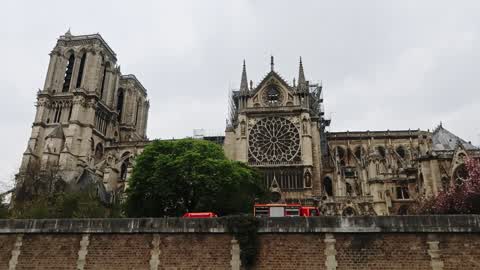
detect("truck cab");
top-left (254, 204), bottom-right (319, 217)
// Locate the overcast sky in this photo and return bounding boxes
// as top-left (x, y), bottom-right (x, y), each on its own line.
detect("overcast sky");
top-left (1, 0), bottom-right (479, 190)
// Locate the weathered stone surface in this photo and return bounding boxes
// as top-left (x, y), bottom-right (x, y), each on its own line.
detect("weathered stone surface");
top-left (0, 216), bottom-right (478, 234)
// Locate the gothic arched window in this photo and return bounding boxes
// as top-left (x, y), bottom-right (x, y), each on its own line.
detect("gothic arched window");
top-left (346, 182), bottom-right (353, 196)
top-left (100, 61), bottom-right (110, 99)
top-left (75, 53), bottom-right (87, 88)
top-left (134, 99), bottom-right (141, 127)
top-left (323, 177), bottom-right (333, 196)
top-left (94, 143), bottom-right (103, 161)
top-left (453, 164), bottom-right (468, 186)
top-left (396, 184), bottom-right (410, 199)
top-left (262, 85), bottom-right (283, 106)
top-left (377, 146), bottom-right (386, 158)
top-left (120, 151), bottom-right (131, 181)
top-left (336, 146), bottom-right (346, 160)
top-left (53, 103), bottom-right (62, 123)
top-left (120, 162), bottom-right (128, 181)
top-left (62, 54), bottom-right (75, 92)
top-left (116, 88), bottom-right (124, 122)
top-left (90, 138), bottom-right (95, 153)
top-left (396, 146), bottom-right (406, 159)
top-left (354, 146), bottom-right (363, 160)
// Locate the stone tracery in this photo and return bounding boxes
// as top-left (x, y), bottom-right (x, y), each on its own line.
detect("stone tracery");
top-left (248, 117), bottom-right (301, 163)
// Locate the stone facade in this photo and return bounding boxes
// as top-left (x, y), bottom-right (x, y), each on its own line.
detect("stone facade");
top-left (224, 58), bottom-right (480, 215)
top-left (225, 58), bottom-right (326, 204)
top-left (16, 31), bottom-right (150, 198)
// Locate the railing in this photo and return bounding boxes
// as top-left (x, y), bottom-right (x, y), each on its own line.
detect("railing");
top-left (248, 161), bottom-right (303, 166)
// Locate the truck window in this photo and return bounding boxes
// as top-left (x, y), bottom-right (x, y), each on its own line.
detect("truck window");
top-left (285, 208), bottom-right (300, 216)
top-left (270, 207), bottom-right (285, 217)
top-left (254, 207), bottom-right (269, 217)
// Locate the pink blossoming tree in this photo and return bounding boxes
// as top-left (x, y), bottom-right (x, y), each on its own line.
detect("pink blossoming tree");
top-left (416, 158), bottom-right (480, 214)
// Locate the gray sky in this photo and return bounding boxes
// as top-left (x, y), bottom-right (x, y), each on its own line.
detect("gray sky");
top-left (1, 0), bottom-right (479, 189)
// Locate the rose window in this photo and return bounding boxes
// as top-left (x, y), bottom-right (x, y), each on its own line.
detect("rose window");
top-left (248, 117), bottom-right (301, 163)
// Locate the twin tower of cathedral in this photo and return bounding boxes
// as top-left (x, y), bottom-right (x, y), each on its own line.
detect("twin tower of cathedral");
top-left (17, 32), bottom-right (479, 215)
top-left (18, 31), bottom-right (149, 195)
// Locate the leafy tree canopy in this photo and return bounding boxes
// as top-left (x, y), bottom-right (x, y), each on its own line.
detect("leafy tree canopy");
top-left (124, 139), bottom-right (266, 217)
top-left (9, 187), bottom-right (121, 219)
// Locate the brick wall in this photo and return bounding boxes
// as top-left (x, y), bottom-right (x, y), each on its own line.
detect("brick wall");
top-left (0, 235), bottom-right (16, 270)
top-left (441, 234), bottom-right (480, 270)
top-left (0, 216), bottom-right (479, 270)
top-left (159, 234), bottom-right (232, 269)
top-left (255, 234), bottom-right (326, 270)
top-left (0, 232), bottom-right (479, 270)
top-left (16, 234), bottom-right (80, 270)
top-left (335, 233), bottom-right (431, 270)
top-left (85, 234), bottom-right (152, 270)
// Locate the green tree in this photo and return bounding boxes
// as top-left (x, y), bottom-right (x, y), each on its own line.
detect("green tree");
top-left (124, 139), bottom-right (266, 217)
top-left (0, 195), bottom-right (9, 218)
top-left (9, 184), bottom-right (122, 219)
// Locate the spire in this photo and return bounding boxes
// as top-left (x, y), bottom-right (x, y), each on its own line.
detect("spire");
top-left (240, 60), bottom-right (248, 92)
top-left (297, 57), bottom-right (308, 92)
top-left (270, 55), bottom-right (274, 71)
top-left (65, 27), bottom-right (72, 37)
top-left (298, 57), bottom-right (306, 86)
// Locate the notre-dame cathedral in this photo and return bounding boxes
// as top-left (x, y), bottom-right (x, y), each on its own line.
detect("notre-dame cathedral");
top-left (16, 32), bottom-right (480, 215)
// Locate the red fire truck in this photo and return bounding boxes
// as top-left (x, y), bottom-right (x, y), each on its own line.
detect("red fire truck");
top-left (182, 212), bottom-right (218, 218)
top-left (254, 203), bottom-right (320, 217)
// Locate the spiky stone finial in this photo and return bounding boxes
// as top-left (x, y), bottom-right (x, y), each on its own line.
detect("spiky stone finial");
top-left (298, 57), bottom-right (306, 86)
top-left (271, 55), bottom-right (274, 71)
top-left (297, 57), bottom-right (308, 92)
top-left (240, 60), bottom-right (248, 92)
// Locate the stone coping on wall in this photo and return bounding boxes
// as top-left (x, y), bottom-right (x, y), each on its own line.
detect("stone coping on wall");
top-left (0, 215), bottom-right (478, 234)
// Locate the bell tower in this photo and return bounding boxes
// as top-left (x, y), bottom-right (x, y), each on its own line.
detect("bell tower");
top-left (18, 31), bottom-right (149, 188)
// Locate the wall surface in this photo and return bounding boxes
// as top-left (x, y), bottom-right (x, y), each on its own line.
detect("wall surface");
top-left (0, 216), bottom-right (479, 270)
